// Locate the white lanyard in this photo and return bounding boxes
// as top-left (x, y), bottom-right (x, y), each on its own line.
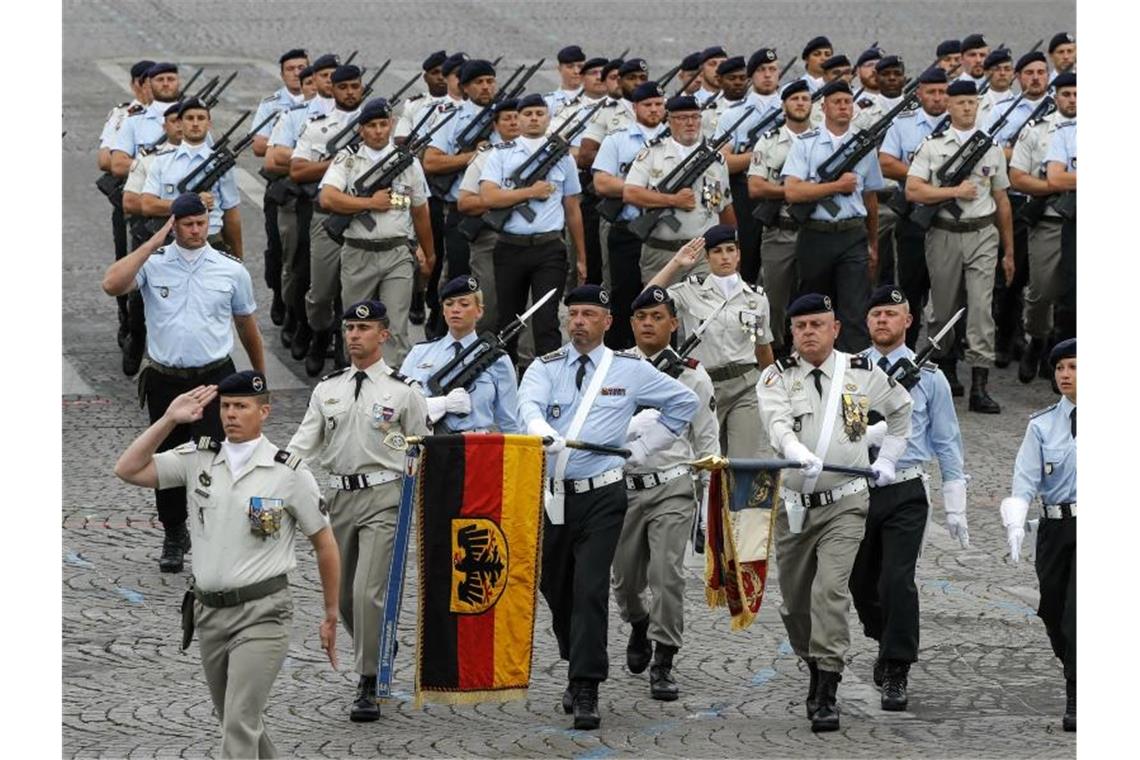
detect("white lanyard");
top-left (801, 351), bottom-right (846, 494)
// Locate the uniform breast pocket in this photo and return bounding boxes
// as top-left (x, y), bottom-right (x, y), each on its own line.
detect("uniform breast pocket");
top-left (322, 402), bottom-right (349, 433)
top-left (148, 280), bottom-right (179, 302)
top-left (790, 396), bottom-right (812, 433)
top-left (201, 279), bottom-right (235, 318)
top-left (1041, 445), bottom-right (1073, 480)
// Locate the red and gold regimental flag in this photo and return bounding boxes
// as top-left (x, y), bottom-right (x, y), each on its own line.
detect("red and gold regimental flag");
top-left (415, 433), bottom-right (545, 706)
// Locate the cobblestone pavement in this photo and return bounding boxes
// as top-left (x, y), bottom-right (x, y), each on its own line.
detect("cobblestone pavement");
top-left (63, 2), bottom-right (1075, 756)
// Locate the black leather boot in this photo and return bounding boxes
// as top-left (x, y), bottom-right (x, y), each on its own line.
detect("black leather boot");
top-left (305, 329), bottom-right (331, 377)
top-left (969, 367), bottom-right (1001, 414)
top-left (626, 617), bottom-right (652, 674)
top-left (1018, 337), bottom-right (1046, 383)
top-left (1063, 678), bottom-right (1075, 732)
top-left (270, 288), bottom-right (286, 326)
top-left (649, 644), bottom-right (678, 701)
top-left (872, 657), bottom-right (884, 689)
top-left (350, 675), bottom-right (380, 722)
top-left (572, 679), bottom-right (600, 730)
top-left (938, 358), bottom-right (964, 397)
top-left (880, 660), bottom-right (909, 711)
top-left (810, 670), bottom-right (841, 732)
top-left (805, 660), bottom-right (820, 718)
top-left (158, 522), bottom-right (191, 573)
top-left (410, 288), bottom-right (425, 325)
top-left (291, 320), bottom-right (313, 361)
top-left (280, 308), bottom-right (297, 348)
top-left (561, 681), bottom-right (577, 714)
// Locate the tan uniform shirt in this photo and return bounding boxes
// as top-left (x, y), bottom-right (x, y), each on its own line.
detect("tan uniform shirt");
top-left (667, 274), bottom-right (773, 368)
top-left (124, 144), bottom-right (172, 195)
top-left (1010, 110), bottom-right (1066, 218)
top-left (548, 93), bottom-right (606, 137)
top-left (292, 108), bottom-right (361, 163)
top-left (319, 142), bottom-right (429, 240)
top-left (581, 98), bottom-right (635, 145)
top-left (747, 124), bottom-right (798, 222)
top-left (393, 92), bottom-right (449, 139)
top-left (908, 127), bottom-right (1010, 219)
top-left (757, 349), bottom-right (912, 493)
top-left (289, 359), bottom-right (431, 476)
top-left (458, 144), bottom-right (495, 195)
top-left (624, 137), bottom-right (732, 241)
top-left (153, 436), bottom-right (327, 592)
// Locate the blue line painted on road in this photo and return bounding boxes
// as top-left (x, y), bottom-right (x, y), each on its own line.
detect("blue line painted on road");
top-left (687, 701), bottom-right (727, 719)
top-left (778, 639), bottom-right (794, 655)
top-left (751, 667), bottom-right (777, 686)
top-left (643, 720), bottom-right (678, 737)
top-left (574, 748), bottom-right (615, 760)
top-left (64, 552), bottom-right (94, 569)
top-left (990, 600), bottom-right (1036, 618)
top-left (115, 587), bottom-right (145, 604)
top-left (923, 579), bottom-right (959, 594)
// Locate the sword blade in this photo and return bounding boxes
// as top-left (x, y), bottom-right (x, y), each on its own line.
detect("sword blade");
top-left (928, 307), bottom-right (966, 350)
top-left (516, 288), bottom-right (557, 324)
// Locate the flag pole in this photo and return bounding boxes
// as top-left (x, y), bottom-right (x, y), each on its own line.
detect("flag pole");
top-left (376, 442), bottom-right (421, 699)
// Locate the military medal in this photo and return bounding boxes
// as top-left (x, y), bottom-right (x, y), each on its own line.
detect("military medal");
top-left (248, 497), bottom-right (284, 539)
top-left (198, 471), bottom-right (211, 487)
top-left (841, 393), bottom-right (869, 441)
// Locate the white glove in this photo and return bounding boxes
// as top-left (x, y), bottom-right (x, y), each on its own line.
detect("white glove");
top-left (443, 388), bottom-right (471, 415)
top-left (527, 418), bottom-right (565, 454)
top-left (1000, 496), bottom-right (1030, 563)
top-left (627, 419), bottom-right (679, 468)
top-left (865, 420), bottom-right (888, 449)
top-left (627, 438), bottom-right (650, 468)
top-left (870, 458), bottom-right (896, 486)
top-left (425, 396), bottom-right (447, 423)
top-left (942, 479), bottom-right (970, 548)
top-left (625, 408), bottom-right (661, 442)
top-left (784, 440), bottom-right (823, 479)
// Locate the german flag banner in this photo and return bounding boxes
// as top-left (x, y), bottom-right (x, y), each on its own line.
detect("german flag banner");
top-left (414, 433), bottom-right (546, 706)
top-left (703, 461), bottom-right (780, 631)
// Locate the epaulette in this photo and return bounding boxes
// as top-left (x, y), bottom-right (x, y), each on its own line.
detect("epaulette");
top-left (896, 110), bottom-right (917, 120)
top-left (494, 140), bottom-right (516, 150)
top-left (308, 113), bottom-right (329, 123)
top-left (920, 361), bottom-right (938, 373)
top-left (477, 142), bottom-right (494, 153)
top-left (321, 367), bottom-right (350, 381)
top-left (614, 349), bottom-right (641, 360)
top-left (1030, 401), bottom-right (1061, 420)
top-left (127, 103), bottom-right (145, 116)
top-left (685, 274), bottom-right (707, 285)
top-left (116, 100), bottom-right (131, 109)
top-left (646, 132), bottom-right (668, 147)
top-left (210, 249), bottom-right (243, 264)
top-left (408, 93), bottom-right (427, 103)
top-left (762, 125), bottom-right (781, 140)
top-left (797, 128), bottom-right (820, 140)
top-left (601, 99), bottom-right (619, 109)
top-left (261, 93), bottom-right (278, 103)
top-left (414, 335), bottom-right (443, 345)
top-left (1056, 120), bottom-right (1076, 129)
top-left (775, 355), bottom-right (798, 372)
top-left (287, 102), bottom-right (308, 112)
top-left (152, 245), bottom-right (167, 256)
top-left (682, 357), bottom-right (701, 369)
top-left (849, 355), bottom-right (871, 370)
top-left (274, 449), bottom-right (302, 470)
top-left (925, 125), bottom-right (948, 141)
top-left (610, 126), bottom-right (630, 136)
top-left (173, 441), bottom-right (197, 454)
top-left (388, 369), bottom-right (420, 387)
top-left (196, 436), bottom-right (221, 453)
top-left (140, 145), bottom-right (172, 158)
top-left (540, 348), bottom-right (567, 363)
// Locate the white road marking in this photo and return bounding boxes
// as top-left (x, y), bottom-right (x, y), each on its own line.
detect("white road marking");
top-left (62, 358), bottom-right (96, 397)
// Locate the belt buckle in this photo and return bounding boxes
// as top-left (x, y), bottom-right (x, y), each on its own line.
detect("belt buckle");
top-left (220, 589), bottom-right (238, 607)
top-left (821, 490), bottom-right (835, 506)
top-left (340, 475), bottom-right (352, 490)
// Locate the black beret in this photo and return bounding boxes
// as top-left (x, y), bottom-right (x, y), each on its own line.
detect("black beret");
top-left (819, 79), bottom-right (853, 98)
top-left (936, 40), bottom-right (961, 57)
top-left (176, 97), bottom-right (209, 117)
top-left (680, 52), bottom-right (702, 72)
top-left (517, 92), bottom-right (547, 110)
top-left (492, 98), bottom-right (520, 115)
top-left (147, 62), bottom-right (178, 78)
top-left (946, 80), bottom-right (977, 97)
top-left (564, 284), bottom-right (610, 309)
top-left (821, 54), bottom-right (850, 71)
top-left (601, 59), bottom-right (625, 79)
top-left (311, 53), bottom-right (339, 72)
top-left (1053, 71), bottom-right (1076, 89)
top-left (422, 50), bottom-right (448, 71)
top-left (1015, 51), bottom-right (1047, 73)
top-left (619, 58), bottom-right (649, 76)
top-left (343, 299), bottom-right (387, 321)
top-left (984, 49), bottom-right (1012, 69)
top-left (781, 79), bottom-right (811, 100)
top-left (279, 48), bottom-right (307, 65)
top-left (961, 34), bottom-right (987, 53)
top-left (358, 98), bottom-right (392, 123)
top-left (717, 56), bottom-right (747, 76)
top-left (747, 48), bottom-right (778, 76)
top-left (855, 48), bottom-right (883, 68)
top-left (331, 65), bottom-right (362, 84)
top-left (917, 66), bottom-right (949, 85)
top-left (630, 285), bottom-right (674, 313)
top-left (703, 223), bottom-right (736, 249)
top-left (131, 60), bottom-right (156, 80)
top-left (665, 94), bottom-right (699, 112)
top-left (802, 36), bottom-right (832, 60)
top-left (299, 65), bottom-right (315, 81)
top-left (217, 370), bottom-right (268, 397)
top-left (699, 46), bottom-right (728, 65)
top-left (439, 275), bottom-right (481, 301)
top-left (875, 55), bottom-right (903, 72)
top-left (171, 192), bottom-right (207, 219)
top-left (442, 52), bottom-right (470, 77)
top-left (1049, 32), bottom-right (1075, 53)
top-left (1048, 337), bottom-right (1076, 367)
top-left (866, 284), bottom-right (908, 312)
top-left (557, 45), bottom-right (586, 64)
top-left (786, 293), bottom-right (833, 318)
top-left (459, 59), bottom-right (495, 85)
top-left (163, 102), bottom-right (182, 118)
top-left (581, 57), bottom-right (608, 74)
top-left (630, 82), bottom-right (664, 102)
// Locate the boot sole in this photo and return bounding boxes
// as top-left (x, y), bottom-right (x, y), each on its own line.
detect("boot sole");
top-left (1062, 717), bottom-right (1075, 732)
top-left (350, 709), bottom-right (380, 723)
top-left (651, 690), bottom-right (678, 701)
top-left (881, 699), bottom-right (908, 711)
top-left (573, 716), bottom-right (600, 730)
top-left (968, 405), bottom-right (1001, 414)
top-left (810, 719), bottom-right (839, 733)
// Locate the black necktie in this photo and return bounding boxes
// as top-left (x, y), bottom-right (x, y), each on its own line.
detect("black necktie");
top-left (877, 356), bottom-right (890, 373)
top-left (353, 370), bottom-right (367, 400)
top-left (451, 341), bottom-right (463, 359)
top-left (810, 368), bottom-right (824, 397)
top-left (1070, 408), bottom-right (1076, 438)
top-left (575, 355), bottom-right (590, 391)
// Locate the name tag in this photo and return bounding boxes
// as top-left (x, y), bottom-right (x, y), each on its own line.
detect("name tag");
top-left (600, 387), bottom-right (626, 396)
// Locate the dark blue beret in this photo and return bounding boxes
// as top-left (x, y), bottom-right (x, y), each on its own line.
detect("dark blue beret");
top-left (917, 66), bottom-right (949, 85)
top-left (630, 285), bottom-right (674, 313)
top-left (343, 300), bottom-right (387, 321)
top-left (717, 56), bottom-right (747, 76)
top-left (564, 284), bottom-right (610, 309)
top-left (822, 54), bottom-right (850, 71)
top-left (1015, 51), bottom-right (1047, 73)
top-left (620, 58), bottom-right (649, 76)
top-left (699, 46), bottom-right (728, 65)
top-left (680, 52), bottom-right (702, 72)
top-left (1049, 32), bottom-right (1075, 53)
top-left (601, 59), bottom-right (625, 79)
top-left (748, 48), bottom-right (778, 76)
top-left (492, 98), bottom-right (520, 115)
top-left (802, 36), bottom-right (832, 60)
top-left (131, 60), bottom-right (156, 80)
top-left (440, 275), bottom-right (481, 302)
top-left (665, 94), bottom-right (699, 112)
top-left (171, 192), bottom-right (207, 219)
top-left (518, 92), bottom-right (547, 110)
top-left (459, 59), bottom-right (496, 85)
top-left (442, 52), bottom-right (469, 77)
top-left (176, 97), bottom-right (208, 117)
top-left (984, 49), bottom-right (1012, 69)
top-left (1048, 337), bottom-right (1076, 367)
top-left (217, 370), bottom-right (268, 397)
top-left (422, 50), bottom-right (448, 71)
top-left (781, 79), bottom-right (811, 100)
top-left (855, 48), bottom-right (883, 68)
top-left (630, 82), bottom-right (664, 102)
top-left (279, 48), bottom-right (307, 65)
top-left (703, 224), bottom-right (737, 249)
top-left (786, 293), bottom-right (833, 318)
top-left (946, 80), bottom-right (977, 97)
top-left (820, 79), bottom-right (853, 98)
top-left (331, 65), bottom-right (361, 84)
top-left (311, 54), bottom-right (339, 72)
top-left (581, 57), bottom-right (608, 74)
top-left (358, 98), bottom-right (392, 123)
top-left (961, 34), bottom-right (987, 53)
top-left (1053, 71), bottom-right (1076, 89)
top-left (866, 284), bottom-right (908, 312)
top-left (875, 55), bottom-right (903, 72)
top-left (163, 102), bottom-right (182, 118)
top-left (936, 40), bottom-right (961, 57)
top-left (147, 62), bottom-right (178, 78)
top-left (299, 65), bottom-right (315, 81)
top-left (558, 45), bottom-right (586, 64)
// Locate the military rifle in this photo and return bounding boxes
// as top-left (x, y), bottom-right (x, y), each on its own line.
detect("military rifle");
top-left (884, 307), bottom-right (965, 390)
top-left (653, 300), bottom-right (727, 375)
top-left (202, 71), bottom-right (238, 109)
top-left (595, 124), bottom-right (673, 223)
top-left (177, 111), bottom-right (276, 194)
top-left (180, 67), bottom-right (204, 98)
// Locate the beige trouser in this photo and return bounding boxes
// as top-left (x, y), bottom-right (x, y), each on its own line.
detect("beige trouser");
top-left (469, 231), bottom-right (499, 333)
top-left (278, 203), bottom-right (301, 309)
top-left (305, 213), bottom-right (342, 332)
top-left (640, 241), bottom-right (711, 286)
top-left (196, 587), bottom-right (292, 759)
top-left (599, 218), bottom-right (613, 291)
top-left (341, 243), bottom-right (416, 367)
top-left (713, 368), bottom-right (770, 459)
top-left (759, 227), bottom-right (798, 349)
top-left (1023, 219), bottom-right (1064, 339)
top-left (924, 224), bottom-right (998, 367)
top-left (611, 474), bottom-right (697, 649)
top-left (774, 489), bottom-right (869, 672)
top-left (328, 481), bottom-right (400, 676)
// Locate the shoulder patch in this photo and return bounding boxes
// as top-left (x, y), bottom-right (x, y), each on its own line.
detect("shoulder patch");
top-left (414, 336), bottom-right (444, 345)
top-left (210, 248), bottom-right (243, 264)
top-left (1030, 401), bottom-right (1061, 420)
top-left (798, 129), bottom-right (820, 140)
top-left (127, 104), bottom-right (145, 115)
top-left (309, 113), bottom-right (328, 123)
top-left (388, 369), bottom-right (420, 387)
top-left (494, 140), bottom-right (516, 150)
top-left (321, 367), bottom-right (350, 381)
top-left (540, 348), bottom-right (567, 363)
top-left (849, 355), bottom-right (870, 370)
top-left (614, 349), bottom-right (642, 360)
top-left (173, 441), bottom-right (198, 454)
top-left (261, 93), bottom-right (278, 103)
top-left (274, 449), bottom-right (302, 470)
top-left (407, 93), bottom-right (426, 102)
top-left (857, 98), bottom-right (874, 109)
top-left (196, 436), bottom-right (221, 453)
top-left (682, 357), bottom-right (701, 369)
top-left (287, 102), bottom-right (308, 111)
top-left (775, 355), bottom-right (798, 372)
top-left (646, 133), bottom-right (668, 147)
top-left (896, 110), bottom-right (917, 120)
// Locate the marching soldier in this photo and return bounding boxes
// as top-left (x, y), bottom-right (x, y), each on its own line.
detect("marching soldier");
top-left (112, 372), bottom-right (341, 759)
top-left (676, 52), bottom-right (702, 96)
top-left (1044, 109), bottom-right (1076, 342)
top-left (545, 45), bottom-right (586, 115)
top-left (849, 285), bottom-right (968, 712)
top-left (288, 299), bottom-right (431, 722)
top-left (978, 48), bottom-right (1014, 122)
top-left (518, 284), bottom-right (699, 730)
top-left (110, 62), bottom-right (182, 175)
top-left (392, 50), bottom-right (449, 142)
top-left (800, 36), bottom-right (834, 93)
top-left (577, 58), bottom-right (650, 170)
top-left (1000, 338), bottom-right (1076, 732)
top-left (905, 79), bottom-right (1014, 413)
top-left (756, 292), bottom-right (912, 732)
top-left (613, 285), bottom-right (720, 702)
top-left (935, 40), bottom-right (962, 77)
top-left (957, 34), bottom-right (989, 86)
top-left (1047, 32), bottom-right (1076, 78)
top-left (694, 46), bottom-right (727, 105)
top-left (855, 48), bottom-right (882, 98)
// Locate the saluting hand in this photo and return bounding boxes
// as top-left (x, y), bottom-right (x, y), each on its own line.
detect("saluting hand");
top-left (673, 237), bottom-right (705, 268)
top-left (163, 385), bottom-right (218, 425)
top-left (148, 216), bottom-right (174, 248)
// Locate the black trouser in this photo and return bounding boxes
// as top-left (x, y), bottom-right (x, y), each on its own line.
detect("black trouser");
top-left (580, 176), bottom-right (604, 285)
top-left (794, 225), bottom-right (871, 352)
top-left (604, 222), bottom-right (642, 351)
top-left (993, 196), bottom-right (1030, 350)
top-left (291, 197), bottom-right (315, 325)
top-left (111, 198), bottom-right (129, 330)
top-left (1055, 219), bottom-right (1077, 341)
top-left (494, 237), bottom-right (568, 363)
top-left (1035, 517), bottom-right (1076, 680)
top-left (141, 358), bottom-right (234, 529)
top-left (849, 478), bottom-right (928, 664)
top-left (444, 203), bottom-right (472, 278)
top-left (729, 173), bottom-right (762, 284)
top-left (876, 207), bottom-right (897, 287)
top-left (895, 218), bottom-right (929, 350)
top-left (262, 190), bottom-right (283, 293)
top-left (424, 197), bottom-right (448, 335)
top-left (541, 481), bottom-right (628, 682)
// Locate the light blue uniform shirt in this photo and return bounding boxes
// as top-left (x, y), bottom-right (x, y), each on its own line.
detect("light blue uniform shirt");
top-left (399, 331), bottom-right (522, 433)
top-left (544, 88), bottom-right (581, 114)
top-left (694, 88), bottom-right (719, 106)
top-left (254, 87), bottom-right (302, 137)
top-left (429, 100), bottom-right (499, 201)
top-left (134, 245), bottom-right (256, 367)
top-left (720, 91), bottom-right (781, 153)
top-left (143, 142), bottom-right (241, 235)
top-left (1011, 396), bottom-right (1076, 506)
top-left (865, 345), bottom-right (965, 481)
top-left (880, 108), bottom-right (948, 164)
top-left (986, 94), bottom-right (1049, 147)
top-left (781, 125), bottom-right (886, 220)
top-left (518, 343), bottom-right (699, 479)
top-left (112, 102), bottom-right (171, 157)
top-left (267, 103), bottom-right (312, 148)
top-left (479, 137), bottom-right (581, 234)
top-left (1045, 120), bottom-right (1076, 171)
top-left (591, 122), bottom-right (664, 222)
